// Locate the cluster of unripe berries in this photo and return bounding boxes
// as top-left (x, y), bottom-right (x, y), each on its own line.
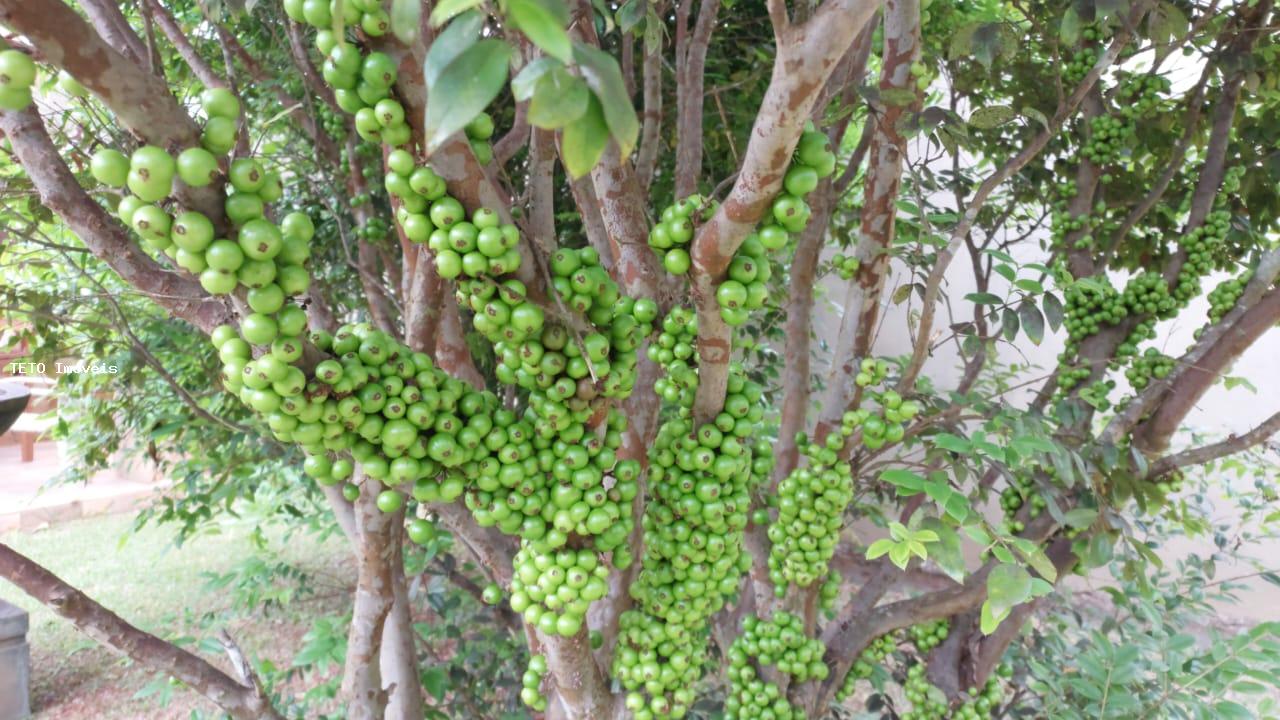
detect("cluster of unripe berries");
top-left (1173, 209), bottom-right (1233, 303)
top-left (1081, 114), bottom-right (1131, 166)
top-left (0, 49), bottom-right (37, 111)
top-left (614, 360), bottom-right (772, 718)
top-left (1063, 28), bottom-right (1105, 86)
top-left (907, 619), bottom-right (949, 652)
top-left (714, 234), bottom-right (775, 326)
top-left (464, 112), bottom-right (496, 166)
top-left (284, 0), bottom-right (411, 145)
top-left (647, 194), bottom-right (715, 276)
top-left (724, 612), bottom-right (829, 720)
top-left (766, 435), bottom-right (854, 592)
top-left (836, 633), bottom-right (895, 700)
top-left (901, 663), bottom-right (1006, 720)
top-left (648, 306), bottom-right (700, 406)
top-left (819, 570), bottom-right (842, 614)
top-left (998, 470), bottom-right (1046, 530)
top-left (519, 653), bottom-right (548, 712)
top-left (830, 253), bottom-right (861, 280)
top-left (1124, 348), bottom-right (1174, 390)
top-left (1205, 268), bottom-right (1251, 326)
top-left (509, 545), bottom-right (612, 638)
top-left (845, 387), bottom-right (920, 451)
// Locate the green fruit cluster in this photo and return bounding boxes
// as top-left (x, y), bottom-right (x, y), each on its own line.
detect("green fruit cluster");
top-left (818, 570), bottom-right (841, 615)
top-left (519, 653), bottom-right (549, 712)
top-left (509, 545), bottom-right (612, 638)
top-left (0, 49), bottom-right (37, 111)
top-left (901, 663), bottom-right (1006, 720)
top-left (843, 387), bottom-right (920, 451)
top-left (285, 0), bottom-right (411, 145)
top-left (465, 112), bottom-right (495, 165)
top-left (647, 194), bottom-right (716, 276)
top-left (766, 436), bottom-right (853, 593)
top-left (831, 253), bottom-right (861, 280)
top-left (1081, 114), bottom-right (1130, 166)
top-left (715, 234), bottom-right (775, 326)
top-left (1205, 268), bottom-right (1252, 326)
top-left (648, 306), bottom-right (699, 406)
top-left (834, 633), bottom-right (895, 700)
top-left (613, 371), bottom-right (773, 718)
top-left (200, 87), bottom-right (243, 155)
top-left (907, 619), bottom-right (948, 652)
top-left (1062, 28), bottom-right (1105, 86)
top-left (724, 612), bottom-right (829, 720)
top-left (1124, 347), bottom-right (1173, 390)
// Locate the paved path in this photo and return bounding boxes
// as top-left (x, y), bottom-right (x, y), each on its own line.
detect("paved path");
top-left (0, 443), bottom-right (157, 533)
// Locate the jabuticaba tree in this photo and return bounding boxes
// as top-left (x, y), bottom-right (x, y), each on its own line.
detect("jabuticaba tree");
top-left (0, 0), bottom-right (1279, 718)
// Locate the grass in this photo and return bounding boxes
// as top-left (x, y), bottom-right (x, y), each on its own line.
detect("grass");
top-left (1, 513), bottom-right (351, 719)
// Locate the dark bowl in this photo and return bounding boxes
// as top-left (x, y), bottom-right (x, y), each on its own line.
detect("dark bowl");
top-left (0, 382), bottom-right (32, 435)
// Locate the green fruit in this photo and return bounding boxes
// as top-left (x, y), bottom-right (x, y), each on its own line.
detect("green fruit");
top-left (361, 9), bottom-right (390, 35)
top-left (131, 204), bottom-right (172, 245)
top-left (430, 197), bottom-right (465, 228)
top-left (176, 147), bottom-right (220, 187)
top-left (237, 259), bottom-right (276, 288)
top-left (201, 87), bottom-right (241, 119)
top-left (238, 218), bottom-right (282, 260)
top-left (247, 284), bottom-right (285, 314)
top-left (716, 280), bottom-right (748, 309)
top-left (376, 490), bottom-right (404, 513)
top-left (277, 264), bottom-right (311, 296)
top-left (333, 87), bottom-right (365, 113)
top-left (241, 313), bottom-right (279, 345)
top-left (90, 148), bottom-right (129, 187)
top-left (258, 172), bottom-right (283, 203)
top-left (128, 146), bottom-right (176, 202)
top-left (466, 112), bottom-right (495, 141)
top-left (225, 192), bottom-right (265, 225)
top-left (277, 304), bottom-right (308, 336)
top-left (202, 116), bottom-right (238, 155)
top-left (281, 212), bottom-right (315, 241)
top-left (663, 248), bottom-right (691, 275)
top-left (407, 519), bottom-right (435, 545)
top-left (0, 87), bottom-right (31, 111)
top-left (204, 239), bottom-right (245, 271)
top-left (228, 157), bottom-right (265, 192)
top-left (796, 131), bottom-right (831, 167)
top-left (362, 52), bottom-right (397, 88)
top-left (116, 196), bottom-right (145, 225)
top-left (386, 149), bottom-right (414, 176)
top-left (436, 249), bottom-right (463, 278)
top-left (171, 211), bottom-right (215, 252)
top-left (199, 268), bottom-right (237, 294)
top-left (283, 0), bottom-right (306, 21)
top-left (784, 165), bottom-right (819, 196)
top-left (302, 0), bottom-right (332, 27)
top-left (482, 584), bottom-right (502, 605)
top-left (0, 50), bottom-right (36, 89)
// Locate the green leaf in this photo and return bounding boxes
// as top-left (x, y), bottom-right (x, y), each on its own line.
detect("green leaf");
top-left (880, 469), bottom-right (925, 493)
top-left (1063, 507), bottom-right (1097, 529)
top-left (1019, 546), bottom-right (1058, 583)
top-left (1019, 302), bottom-right (1045, 345)
top-left (391, 0), bottom-right (422, 44)
top-left (888, 542), bottom-right (912, 570)
top-left (422, 666), bottom-right (448, 701)
top-left (560, 94), bottom-right (609, 178)
top-left (965, 291), bottom-right (1004, 305)
top-left (1214, 701), bottom-right (1253, 720)
top-left (424, 11), bottom-right (485, 88)
top-left (430, 0), bottom-right (484, 27)
top-left (1001, 306), bottom-right (1019, 341)
top-left (528, 67), bottom-right (589, 129)
top-left (572, 42), bottom-right (639, 156)
top-left (944, 494), bottom-right (970, 523)
top-left (1059, 7), bottom-right (1081, 45)
top-left (933, 433), bottom-right (971, 454)
top-left (512, 57), bottom-right (560, 102)
top-left (507, 0), bottom-right (573, 62)
top-left (986, 563), bottom-right (1032, 618)
top-left (424, 40), bottom-right (512, 152)
top-left (980, 599), bottom-right (1009, 634)
top-left (616, 0), bottom-right (646, 33)
top-left (921, 519), bottom-right (965, 583)
top-left (1014, 278), bottom-right (1044, 294)
top-left (968, 105), bottom-right (1016, 129)
top-left (1021, 106), bottom-right (1049, 130)
top-left (1042, 292), bottom-right (1064, 331)
top-left (866, 538), bottom-right (896, 560)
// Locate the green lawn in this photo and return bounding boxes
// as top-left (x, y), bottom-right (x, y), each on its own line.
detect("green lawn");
top-left (1, 513), bottom-right (351, 719)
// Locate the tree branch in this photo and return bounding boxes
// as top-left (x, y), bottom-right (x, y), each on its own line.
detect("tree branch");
top-left (0, 542), bottom-right (282, 720)
top-left (673, 0), bottom-right (719, 197)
